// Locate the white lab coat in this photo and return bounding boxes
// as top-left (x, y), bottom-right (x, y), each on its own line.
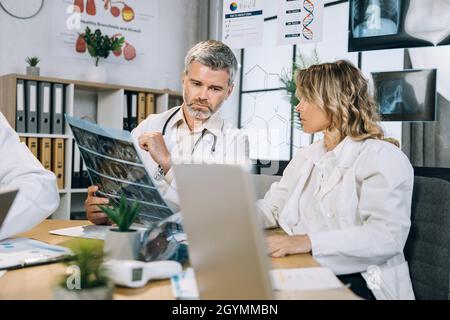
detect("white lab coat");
top-left (0, 112), bottom-right (59, 240)
top-left (257, 137), bottom-right (415, 300)
top-left (131, 107), bottom-right (248, 213)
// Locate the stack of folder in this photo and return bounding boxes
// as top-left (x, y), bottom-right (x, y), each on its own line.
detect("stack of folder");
top-left (71, 143), bottom-right (90, 189)
top-left (16, 80), bottom-right (65, 134)
top-left (19, 137), bottom-right (65, 189)
top-left (123, 91), bottom-right (155, 131)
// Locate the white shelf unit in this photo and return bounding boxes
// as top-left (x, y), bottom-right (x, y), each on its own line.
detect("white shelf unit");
top-left (0, 73), bottom-right (183, 220)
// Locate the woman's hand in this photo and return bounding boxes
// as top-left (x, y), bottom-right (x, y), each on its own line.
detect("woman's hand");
top-left (266, 234), bottom-right (312, 258)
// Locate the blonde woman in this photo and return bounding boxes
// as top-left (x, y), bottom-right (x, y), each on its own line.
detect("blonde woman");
top-left (256, 60), bottom-right (415, 300)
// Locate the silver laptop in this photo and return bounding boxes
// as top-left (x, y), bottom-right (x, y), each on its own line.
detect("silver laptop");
top-left (173, 163), bottom-right (273, 299)
top-left (0, 186), bottom-right (18, 230)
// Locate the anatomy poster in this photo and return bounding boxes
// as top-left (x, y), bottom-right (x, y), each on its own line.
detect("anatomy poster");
top-left (51, 0), bottom-right (158, 65)
top-left (277, 0), bottom-right (324, 45)
top-left (222, 0), bottom-right (264, 49)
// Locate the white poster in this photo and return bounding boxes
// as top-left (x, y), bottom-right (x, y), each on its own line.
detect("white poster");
top-left (277, 0), bottom-right (324, 45)
top-left (51, 0), bottom-right (158, 66)
top-left (222, 0), bottom-right (264, 49)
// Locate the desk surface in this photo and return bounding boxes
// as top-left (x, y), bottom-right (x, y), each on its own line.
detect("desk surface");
top-left (0, 220), bottom-right (358, 300)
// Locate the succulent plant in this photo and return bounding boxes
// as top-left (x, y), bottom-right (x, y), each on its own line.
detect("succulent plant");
top-left (100, 195), bottom-right (141, 232)
top-left (25, 56), bottom-right (40, 67)
top-left (60, 239), bottom-right (109, 289)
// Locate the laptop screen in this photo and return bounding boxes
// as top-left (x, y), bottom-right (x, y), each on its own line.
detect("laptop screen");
top-left (0, 186), bottom-right (19, 229)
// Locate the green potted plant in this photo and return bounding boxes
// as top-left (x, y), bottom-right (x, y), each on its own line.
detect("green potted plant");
top-left (25, 56), bottom-right (40, 76)
top-left (280, 48), bottom-right (320, 143)
top-left (100, 195), bottom-right (142, 260)
top-left (54, 239), bottom-right (113, 300)
top-left (81, 26), bottom-right (124, 82)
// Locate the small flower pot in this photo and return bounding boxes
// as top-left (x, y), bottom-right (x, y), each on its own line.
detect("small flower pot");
top-left (104, 228), bottom-right (141, 261)
top-left (54, 281), bottom-right (114, 300)
top-left (86, 64), bottom-right (107, 83)
top-left (26, 66), bottom-right (40, 76)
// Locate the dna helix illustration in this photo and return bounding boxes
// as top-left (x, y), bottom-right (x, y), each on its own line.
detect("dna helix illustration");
top-left (302, 0), bottom-right (314, 40)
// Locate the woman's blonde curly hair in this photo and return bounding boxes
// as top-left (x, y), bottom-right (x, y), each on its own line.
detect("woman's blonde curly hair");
top-left (296, 60), bottom-right (399, 147)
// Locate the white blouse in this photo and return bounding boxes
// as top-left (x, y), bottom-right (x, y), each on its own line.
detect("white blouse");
top-left (256, 136), bottom-right (416, 300)
top-left (296, 149), bottom-right (339, 234)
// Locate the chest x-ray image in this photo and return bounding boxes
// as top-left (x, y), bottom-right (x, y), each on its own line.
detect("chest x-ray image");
top-left (352, 0), bottom-right (400, 38)
top-left (372, 69), bottom-right (437, 121)
top-left (348, 0), bottom-right (435, 51)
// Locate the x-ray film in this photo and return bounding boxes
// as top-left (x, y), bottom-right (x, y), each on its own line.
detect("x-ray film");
top-left (348, 0), bottom-right (442, 52)
top-left (66, 115), bottom-right (174, 225)
top-left (372, 69), bottom-right (437, 121)
top-left (352, 0), bottom-right (400, 38)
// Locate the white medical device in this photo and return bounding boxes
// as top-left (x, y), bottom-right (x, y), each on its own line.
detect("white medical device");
top-left (103, 259), bottom-right (182, 288)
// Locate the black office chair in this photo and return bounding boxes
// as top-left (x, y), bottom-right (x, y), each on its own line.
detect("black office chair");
top-left (413, 167), bottom-right (450, 183)
top-left (404, 176), bottom-right (450, 300)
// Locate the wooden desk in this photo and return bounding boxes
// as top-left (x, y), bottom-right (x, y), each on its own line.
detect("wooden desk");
top-left (0, 220), bottom-right (358, 300)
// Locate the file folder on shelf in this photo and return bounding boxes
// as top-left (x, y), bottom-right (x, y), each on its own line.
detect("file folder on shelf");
top-left (52, 138), bottom-right (65, 189)
top-left (26, 137), bottom-right (39, 159)
top-left (129, 92), bottom-right (138, 130)
top-left (38, 82), bottom-right (51, 134)
top-left (71, 143), bottom-right (81, 189)
top-left (80, 159), bottom-right (90, 188)
top-left (137, 92), bottom-right (146, 124)
top-left (145, 93), bottom-right (155, 118)
top-left (51, 83), bottom-right (64, 134)
top-left (26, 81), bottom-right (38, 133)
top-left (39, 138), bottom-right (52, 171)
top-left (123, 92), bottom-right (129, 131)
top-left (16, 80), bottom-right (26, 133)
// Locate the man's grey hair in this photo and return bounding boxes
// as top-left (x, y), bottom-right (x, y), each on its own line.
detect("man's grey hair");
top-left (184, 40), bottom-right (238, 86)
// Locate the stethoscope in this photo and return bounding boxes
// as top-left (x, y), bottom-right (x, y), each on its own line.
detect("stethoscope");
top-left (162, 106), bottom-right (221, 154)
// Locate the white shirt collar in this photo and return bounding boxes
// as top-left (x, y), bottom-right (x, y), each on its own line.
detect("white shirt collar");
top-left (303, 136), bottom-right (363, 168)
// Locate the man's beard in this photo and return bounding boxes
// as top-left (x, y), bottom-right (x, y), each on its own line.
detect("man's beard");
top-left (185, 100), bottom-right (215, 121)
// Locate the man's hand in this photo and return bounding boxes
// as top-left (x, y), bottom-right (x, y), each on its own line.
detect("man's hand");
top-left (138, 132), bottom-right (171, 173)
top-left (266, 234), bottom-right (312, 258)
top-left (84, 185), bottom-right (111, 225)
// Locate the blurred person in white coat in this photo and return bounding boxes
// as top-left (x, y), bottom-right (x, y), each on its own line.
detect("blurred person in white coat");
top-left (257, 60), bottom-right (415, 300)
top-left (0, 112), bottom-right (59, 240)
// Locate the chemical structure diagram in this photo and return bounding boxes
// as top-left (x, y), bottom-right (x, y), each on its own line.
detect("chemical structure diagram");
top-left (240, 64), bottom-right (293, 160)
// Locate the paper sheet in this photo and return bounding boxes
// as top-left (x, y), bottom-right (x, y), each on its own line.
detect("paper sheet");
top-left (0, 270), bottom-right (6, 278)
top-left (270, 267), bottom-right (343, 291)
top-left (171, 267), bottom-right (199, 299)
top-left (49, 224), bottom-right (147, 240)
top-left (50, 225), bottom-right (111, 240)
top-left (170, 267), bottom-right (343, 299)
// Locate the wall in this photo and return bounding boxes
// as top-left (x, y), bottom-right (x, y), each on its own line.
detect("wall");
top-left (208, 0), bottom-right (241, 126)
top-left (0, 0), bottom-right (204, 92)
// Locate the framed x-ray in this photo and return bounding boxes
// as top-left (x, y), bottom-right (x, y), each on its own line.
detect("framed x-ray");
top-left (348, 0), bottom-right (450, 52)
top-left (372, 69), bottom-right (437, 121)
